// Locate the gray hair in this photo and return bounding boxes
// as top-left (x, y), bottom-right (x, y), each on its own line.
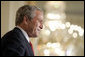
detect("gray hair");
top-left (15, 5), bottom-right (42, 26)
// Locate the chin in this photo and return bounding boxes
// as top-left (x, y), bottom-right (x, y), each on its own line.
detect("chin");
top-left (35, 34), bottom-right (38, 37)
top-left (32, 34), bottom-right (38, 37)
top-left (32, 32), bottom-right (39, 37)
top-left (35, 33), bottom-right (40, 37)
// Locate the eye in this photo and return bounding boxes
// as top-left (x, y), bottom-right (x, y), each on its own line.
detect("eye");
top-left (37, 18), bottom-right (43, 24)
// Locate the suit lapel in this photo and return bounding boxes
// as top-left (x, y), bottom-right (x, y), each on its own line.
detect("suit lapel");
top-left (13, 27), bottom-right (34, 56)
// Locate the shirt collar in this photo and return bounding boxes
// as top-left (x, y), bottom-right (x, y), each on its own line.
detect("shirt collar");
top-left (16, 26), bottom-right (30, 43)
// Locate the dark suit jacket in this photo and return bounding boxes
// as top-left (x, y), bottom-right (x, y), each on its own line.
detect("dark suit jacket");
top-left (1, 27), bottom-right (34, 56)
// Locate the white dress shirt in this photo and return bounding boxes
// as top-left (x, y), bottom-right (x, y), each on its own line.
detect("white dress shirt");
top-left (16, 26), bottom-right (30, 43)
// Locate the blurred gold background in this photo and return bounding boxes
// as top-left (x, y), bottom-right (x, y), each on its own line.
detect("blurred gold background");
top-left (1, 1), bottom-right (84, 56)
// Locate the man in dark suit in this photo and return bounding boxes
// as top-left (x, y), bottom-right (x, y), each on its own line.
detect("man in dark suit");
top-left (1, 5), bottom-right (43, 56)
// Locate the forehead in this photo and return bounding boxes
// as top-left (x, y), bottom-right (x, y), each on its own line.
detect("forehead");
top-left (35, 10), bottom-right (43, 20)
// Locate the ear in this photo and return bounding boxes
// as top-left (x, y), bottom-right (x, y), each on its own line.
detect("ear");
top-left (23, 16), bottom-right (28, 25)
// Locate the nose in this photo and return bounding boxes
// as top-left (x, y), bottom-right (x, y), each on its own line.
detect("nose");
top-left (39, 24), bottom-right (43, 29)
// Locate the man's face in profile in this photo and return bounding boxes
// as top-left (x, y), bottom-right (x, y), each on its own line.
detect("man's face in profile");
top-left (26, 10), bottom-right (43, 37)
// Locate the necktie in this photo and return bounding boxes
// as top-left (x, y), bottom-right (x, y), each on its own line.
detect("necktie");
top-left (29, 41), bottom-right (34, 55)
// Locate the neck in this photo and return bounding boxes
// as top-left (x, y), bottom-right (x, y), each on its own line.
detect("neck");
top-left (17, 24), bottom-right (33, 37)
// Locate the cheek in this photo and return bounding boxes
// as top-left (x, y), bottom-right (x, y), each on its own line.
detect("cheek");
top-left (27, 22), bottom-right (34, 32)
top-left (33, 23), bottom-right (39, 32)
top-left (34, 24), bottom-right (38, 30)
top-left (32, 20), bottom-right (40, 32)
